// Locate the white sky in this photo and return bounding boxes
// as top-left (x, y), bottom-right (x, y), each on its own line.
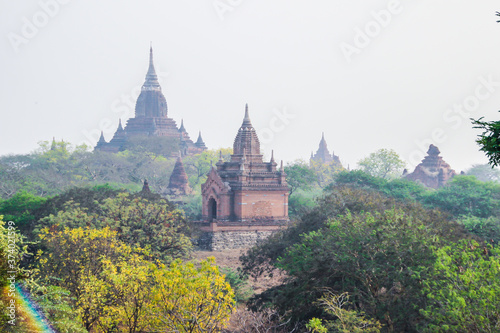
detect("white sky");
top-left (1, 0), bottom-right (500, 172)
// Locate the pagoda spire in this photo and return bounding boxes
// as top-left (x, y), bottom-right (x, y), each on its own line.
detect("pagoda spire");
top-left (233, 104), bottom-right (261, 157)
top-left (179, 119), bottom-right (186, 132)
top-left (142, 45), bottom-right (161, 91)
top-left (97, 131), bottom-right (106, 143)
top-left (117, 119), bottom-right (124, 131)
top-left (242, 103), bottom-right (252, 127)
top-left (195, 131), bottom-right (207, 149)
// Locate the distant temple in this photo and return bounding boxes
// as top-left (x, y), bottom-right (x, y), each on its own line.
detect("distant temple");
top-left (310, 133), bottom-right (342, 167)
top-left (404, 144), bottom-right (456, 189)
top-left (198, 105), bottom-right (289, 250)
top-left (166, 155), bottom-right (193, 196)
top-left (95, 47), bottom-right (207, 156)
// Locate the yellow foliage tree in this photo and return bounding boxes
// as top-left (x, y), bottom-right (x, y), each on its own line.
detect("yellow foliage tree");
top-left (151, 257), bottom-right (235, 332)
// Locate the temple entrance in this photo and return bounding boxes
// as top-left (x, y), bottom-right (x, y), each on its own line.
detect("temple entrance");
top-left (208, 198), bottom-right (217, 221)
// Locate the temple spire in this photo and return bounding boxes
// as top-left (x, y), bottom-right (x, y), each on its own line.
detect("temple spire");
top-left (117, 119), bottom-right (124, 131)
top-left (242, 103), bottom-right (252, 127)
top-left (195, 131), bottom-right (207, 149)
top-left (233, 104), bottom-right (261, 157)
top-left (97, 131), bottom-right (106, 143)
top-left (179, 119), bottom-right (186, 132)
top-left (143, 45), bottom-right (161, 90)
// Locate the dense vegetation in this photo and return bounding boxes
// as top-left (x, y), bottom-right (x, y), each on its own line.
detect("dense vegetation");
top-left (1, 140), bottom-right (500, 331)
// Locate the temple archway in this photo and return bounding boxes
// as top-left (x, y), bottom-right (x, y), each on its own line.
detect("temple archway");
top-left (208, 198), bottom-right (217, 221)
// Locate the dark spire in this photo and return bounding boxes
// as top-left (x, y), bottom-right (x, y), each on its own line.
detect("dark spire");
top-left (179, 119), bottom-right (186, 132)
top-left (195, 131), bottom-right (206, 149)
top-left (142, 45), bottom-right (161, 91)
top-left (97, 131), bottom-right (106, 144)
top-left (117, 119), bottom-right (124, 132)
top-left (270, 150), bottom-right (275, 163)
top-left (50, 137), bottom-right (56, 151)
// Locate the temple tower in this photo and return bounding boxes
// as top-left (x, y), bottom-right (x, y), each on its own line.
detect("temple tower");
top-left (94, 46), bottom-right (206, 155)
top-left (201, 104), bottom-right (289, 223)
top-left (405, 144), bottom-right (456, 188)
top-left (310, 133), bottom-right (342, 166)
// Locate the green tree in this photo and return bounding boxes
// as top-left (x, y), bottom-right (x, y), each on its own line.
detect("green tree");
top-left (421, 175), bottom-right (500, 218)
top-left (284, 160), bottom-right (318, 195)
top-left (0, 217), bottom-right (31, 329)
top-left (37, 193), bottom-right (192, 263)
top-left (307, 291), bottom-right (382, 333)
top-left (465, 163), bottom-right (500, 182)
top-left (357, 149), bottom-right (406, 180)
top-left (472, 115), bottom-right (500, 167)
top-left (420, 240), bottom-right (500, 332)
top-left (0, 191), bottom-right (46, 235)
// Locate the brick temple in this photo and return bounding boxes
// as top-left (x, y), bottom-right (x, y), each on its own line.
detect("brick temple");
top-left (198, 105), bottom-right (290, 250)
top-left (310, 132), bottom-right (342, 166)
top-left (404, 144), bottom-right (456, 189)
top-left (95, 47), bottom-right (206, 156)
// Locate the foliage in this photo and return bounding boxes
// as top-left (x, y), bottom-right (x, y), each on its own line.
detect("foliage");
top-left (420, 240), bottom-right (500, 332)
top-left (307, 291), bottom-right (382, 333)
top-left (357, 149), bottom-right (406, 180)
top-left (0, 217), bottom-right (31, 329)
top-left (0, 218), bottom-right (29, 288)
top-left (466, 163), bottom-right (500, 182)
top-left (241, 185), bottom-right (430, 279)
top-left (421, 175), bottom-right (500, 218)
top-left (0, 191), bottom-right (47, 234)
top-left (183, 148), bottom-right (232, 191)
top-left (26, 282), bottom-right (87, 333)
top-left (37, 193), bottom-right (192, 263)
top-left (151, 257), bottom-right (235, 332)
top-left (272, 208), bottom-right (465, 330)
top-left (220, 267), bottom-right (253, 303)
top-left (242, 184), bottom-right (471, 331)
top-left (285, 160), bottom-right (319, 195)
top-left (0, 140), bottom-right (218, 199)
top-left (288, 188), bottom-right (322, 219)
top-left (227, 307), bottom-right (299, 333)
top-left (456, 215), bottom-right (500, 245)
top-left (472, 115), bottom-right (500, 167)
top-left (309, 159), bottom-right (344, 187)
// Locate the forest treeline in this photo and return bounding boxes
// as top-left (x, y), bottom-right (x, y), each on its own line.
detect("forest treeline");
top-left (1, 141), bottom-right (500, 331)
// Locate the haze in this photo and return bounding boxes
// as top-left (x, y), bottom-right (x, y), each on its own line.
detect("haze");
top-left (1, 0), bottom-right (500, 172)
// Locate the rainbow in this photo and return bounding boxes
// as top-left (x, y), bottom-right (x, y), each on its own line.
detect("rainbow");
top-left (3, 284), bottom-right (55, 332)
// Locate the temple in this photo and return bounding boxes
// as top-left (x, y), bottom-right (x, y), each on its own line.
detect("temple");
top-left (404, 144), bottom-right (456, 189)
top-left (166, 155), bottom-right (193, 196)
top-left (198, 105), bottom-right (290, 250)
top-left (310, 133), bottom-right (342, 166)
top-left (95, 47), bottom-right (206, 156)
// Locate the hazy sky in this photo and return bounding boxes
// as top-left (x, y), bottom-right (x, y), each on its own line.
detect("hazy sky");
top-left (1, 1), bottom-right (500, 172)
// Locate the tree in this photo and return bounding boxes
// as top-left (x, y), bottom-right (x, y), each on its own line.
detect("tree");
top-left (420, 175), bottom-right (500, 218)
top-left (357, 149), bottom-right (406, 180)
top-left (472, 115), bottom-right (500, 167)
top-left (37, 193), bottom-right (192, 263)
top-left (241, 184), bottom-right (470, 331)
top-left (420, 240), bottom-right (500, 332)
top-left (0, 191), bottom-right (46, 235)
top-left (465, 163), bottom-right (500, 182)
top-left (307, 291), bottom-right (382, 333)
top-left (35, 227), bottom-right (137, 330)
top-left (284, 160), bottom-right (318, 195)
top-left (151, 258), bottom-right (235, 332)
